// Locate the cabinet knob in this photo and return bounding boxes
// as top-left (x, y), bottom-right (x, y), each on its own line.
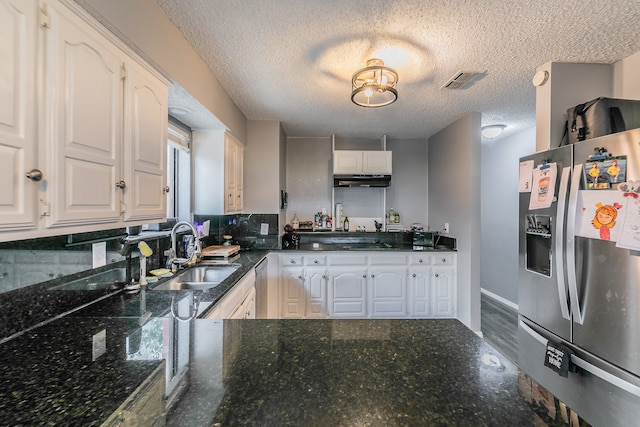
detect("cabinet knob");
top-left (435, 273), bottom-right (439, 278)
top-left (370, 274), bottom-right (375, 278)
top-left (419, 259), bottom-right (424, 263)
top-left (322, 274), bottom-right (327, 279)
top-left (297, 275), bottom-right (303, 280)
top-left (26, 169), bottom-right (43, 182)
top-left (441, 258), bottom-right (446, 263)
top-left (163, 186), bottom-right (170, 194)
top-left (314, 260), bottom-right (319, 264)
top-left (362, 274), bottom-right (367, 278)
top-left (290, 259), bottom-right (296, 264)
top-left (412, 273), bottom-right (416, 278)
top-left (115, 180), bottom-right (126, 189)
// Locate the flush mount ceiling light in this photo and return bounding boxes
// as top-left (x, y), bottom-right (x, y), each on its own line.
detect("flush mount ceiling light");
top-left (481, 124), bottom-right (506, 139)
top-left (351, 58), bottom-right (398, 108)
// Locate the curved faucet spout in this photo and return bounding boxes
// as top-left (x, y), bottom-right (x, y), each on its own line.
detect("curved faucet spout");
top-left (168, 221), bottom-right (201, 269)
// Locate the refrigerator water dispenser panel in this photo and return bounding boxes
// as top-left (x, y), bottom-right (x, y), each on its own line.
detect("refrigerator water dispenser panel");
top-left (525, 215), bottom-right (552, 277)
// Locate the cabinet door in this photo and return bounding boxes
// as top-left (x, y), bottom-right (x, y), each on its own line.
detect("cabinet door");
top-left (369, 266), bottom-right (407, 317)
top-left (328, 267), bottom-right (367, 317)
top-left (0, 0), bottom-right (38, 232)
top-left (44, 2), bottom-right (123, 227)
top-left (431, 267), bottom-right (456, 317)
top-left (280, 267), bottom-right (305, 318)
top-left (409, 267), bottom-right (431, 317)
top-left (362, 151), bottom-right (392, 174)
top-left (243, 286), bottom-right (256, 319)
top-left (224, 133), bottom-right (242, 213)
top-left (333, 150), bottom-right (362, 174)
top-left (122, 59), bottom-right (168, 222)
top-left (305, 267), bottom-right (327, 318)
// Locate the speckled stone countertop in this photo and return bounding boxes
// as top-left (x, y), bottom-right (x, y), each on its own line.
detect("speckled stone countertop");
top-left (168, 319), bottom-right (561, 426)
top-left (0, 315), bottom-right (164, 426)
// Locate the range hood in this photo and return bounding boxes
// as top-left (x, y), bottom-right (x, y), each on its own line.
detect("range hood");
top-left (333, 174), bottom-right (391, 188)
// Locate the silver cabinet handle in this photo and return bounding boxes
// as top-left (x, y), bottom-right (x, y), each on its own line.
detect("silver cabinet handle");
top-left (26, 169), bottom-right (43, 182)
top-left (115, 180), bottom-right (126, 189)
top-left (163, 186), bottom-right (170, 194)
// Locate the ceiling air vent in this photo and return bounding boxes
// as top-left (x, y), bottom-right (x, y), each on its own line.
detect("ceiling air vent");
top-left (441, 70), bottom-right (483, 90)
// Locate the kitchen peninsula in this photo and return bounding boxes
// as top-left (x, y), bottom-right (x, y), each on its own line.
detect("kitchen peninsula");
top-left (0, 245), bottom-right (568, 426)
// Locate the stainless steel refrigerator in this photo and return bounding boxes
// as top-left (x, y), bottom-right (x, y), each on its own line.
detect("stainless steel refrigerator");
top-left (518, 128), bottom-right (640, 426)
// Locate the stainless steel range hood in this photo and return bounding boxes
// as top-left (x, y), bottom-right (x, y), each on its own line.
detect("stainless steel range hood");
top-left (333, 174), bottom-right (391, 188)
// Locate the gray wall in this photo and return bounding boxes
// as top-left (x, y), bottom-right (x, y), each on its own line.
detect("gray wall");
top-left (285, 137), bottom-right (429, 227)
top-left (245, 120), bottom-right (283, 213)
top-left (480, 127), bottom-right (536, 306)
top-left (428, 112), bottom-right (482, 332)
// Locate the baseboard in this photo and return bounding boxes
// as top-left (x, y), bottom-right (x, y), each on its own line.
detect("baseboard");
top-left (480, 288), bottom-right (519, 311)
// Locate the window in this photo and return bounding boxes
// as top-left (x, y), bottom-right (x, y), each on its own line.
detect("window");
top-left (167, 118), bottom-right (192, 221)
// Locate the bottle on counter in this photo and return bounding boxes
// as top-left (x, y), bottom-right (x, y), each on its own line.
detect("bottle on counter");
top-left (343, 216), bottom-right (349, 232)
top-left (388, 208), bottom-right (396, 224)
top-left (291, 213), bottom-right (299, 230)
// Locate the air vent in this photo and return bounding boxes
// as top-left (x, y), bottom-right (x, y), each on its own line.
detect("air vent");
top-left (441, 70), bottom-right (483, 90)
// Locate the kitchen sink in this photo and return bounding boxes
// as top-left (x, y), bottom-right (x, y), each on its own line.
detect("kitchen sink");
top-left (151, 264), bottom-right (240, 291)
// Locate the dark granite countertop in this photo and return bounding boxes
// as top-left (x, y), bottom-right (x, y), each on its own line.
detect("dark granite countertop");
top-left (0, 316), bottom-right (164, 426)
top-left (0, 249), bottom-right (564, 426)
top-left (168, 319), bottom-right (559, 426)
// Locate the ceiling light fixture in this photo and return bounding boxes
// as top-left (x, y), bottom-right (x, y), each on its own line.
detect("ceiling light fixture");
top-left (351, 58), bottom-right (398, 108)
top-left (481, 124), bottom-right (506, 139)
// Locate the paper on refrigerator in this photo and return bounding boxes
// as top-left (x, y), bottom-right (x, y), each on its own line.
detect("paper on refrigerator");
top-left (528, 163), bottom-right (557, 210)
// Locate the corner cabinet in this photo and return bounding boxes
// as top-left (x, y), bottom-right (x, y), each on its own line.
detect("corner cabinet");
top-left (0, 0), bottom-right (169, 242)
top-left (278, 252), bottom-right (456, 319)
top-left (224, 132), bottom-right (243, 214)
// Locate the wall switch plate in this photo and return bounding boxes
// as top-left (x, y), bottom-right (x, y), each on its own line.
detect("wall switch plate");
top-left (92, 242), bottom-right (107, 268)
top-left (92, 329), bottom-right (107, 361)
top-left (444, 222), bottom-right (450, 233)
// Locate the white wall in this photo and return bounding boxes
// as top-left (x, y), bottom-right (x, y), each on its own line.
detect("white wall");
top-left (428, 112), bottom-right (482, 332)
top-left (480, 127), bottom-right (536, 305)
top-left (613, 50), bottom-right (640, 99)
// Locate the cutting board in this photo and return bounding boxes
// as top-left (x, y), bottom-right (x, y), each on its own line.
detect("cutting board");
top-left (202, 245), bottom-right (240, 257)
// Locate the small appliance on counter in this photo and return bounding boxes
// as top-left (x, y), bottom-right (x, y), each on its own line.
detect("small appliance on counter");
top-left (412, 231), bottom-right (435, 250)
top-left (281, 224), bottom-right (300, 249)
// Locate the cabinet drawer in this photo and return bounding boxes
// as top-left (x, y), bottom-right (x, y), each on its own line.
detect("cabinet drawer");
top-left (327, 254), bottom-right (367, 266)
top-left (368, 253), bottom-right (408, 265)
top-left (281, 255), bottom-right (304, 266)
top-left (433, 253), bottom-right (455, 266)
top-left (305, 255), bottom-right (327, 266)
top-left (409, 255), bottom-right (430, 265)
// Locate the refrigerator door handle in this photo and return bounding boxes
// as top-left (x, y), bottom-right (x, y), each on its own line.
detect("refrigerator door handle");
top-left (555, 166), bottom-right (571, 320)
top-left (566, 163), bottom-right (584, 324)
top-left (520, 320), bottom-right (640, 397)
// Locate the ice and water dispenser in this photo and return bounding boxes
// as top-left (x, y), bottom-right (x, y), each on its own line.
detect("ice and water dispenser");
top-left (525, 214), bottom-right (552, 277)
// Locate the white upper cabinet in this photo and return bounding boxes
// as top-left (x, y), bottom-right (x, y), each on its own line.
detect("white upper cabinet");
top-left (333, 150), bottom-right (392, 175)
top-left (122, 59), bottom-right (168, 222)
top-left (224, 132), bottom-right (243, 214)
top-left (0, 0), bottom-right (39, 232)
top-left (44, 0), bottom-right (123, 227)
top-left (0, 0), bottom-right (168, 241)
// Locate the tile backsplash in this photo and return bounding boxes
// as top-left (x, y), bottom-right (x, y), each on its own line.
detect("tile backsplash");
top-left (0, 213), bottom-right (280, 294)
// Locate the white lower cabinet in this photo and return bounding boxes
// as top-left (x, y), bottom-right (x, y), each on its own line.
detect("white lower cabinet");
top-left (369, 266), bottom-right (408, 317)
top-left (206, 270), bottom-right (256, 319)
top-left (279, 252), bottom-right (456, 319)
top-left (328, 267), bottom-right (367, 317)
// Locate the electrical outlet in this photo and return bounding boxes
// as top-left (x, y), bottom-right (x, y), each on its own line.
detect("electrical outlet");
top-left (444, 222), bottom-right (450, 233)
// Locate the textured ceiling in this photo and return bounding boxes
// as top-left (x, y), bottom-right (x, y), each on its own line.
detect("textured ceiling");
top-left (157, 0), bottom-right (640, 141)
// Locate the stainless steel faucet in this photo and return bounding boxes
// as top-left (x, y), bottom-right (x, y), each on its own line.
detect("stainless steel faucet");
top-left (167, 221), bottom-right (201, 270)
